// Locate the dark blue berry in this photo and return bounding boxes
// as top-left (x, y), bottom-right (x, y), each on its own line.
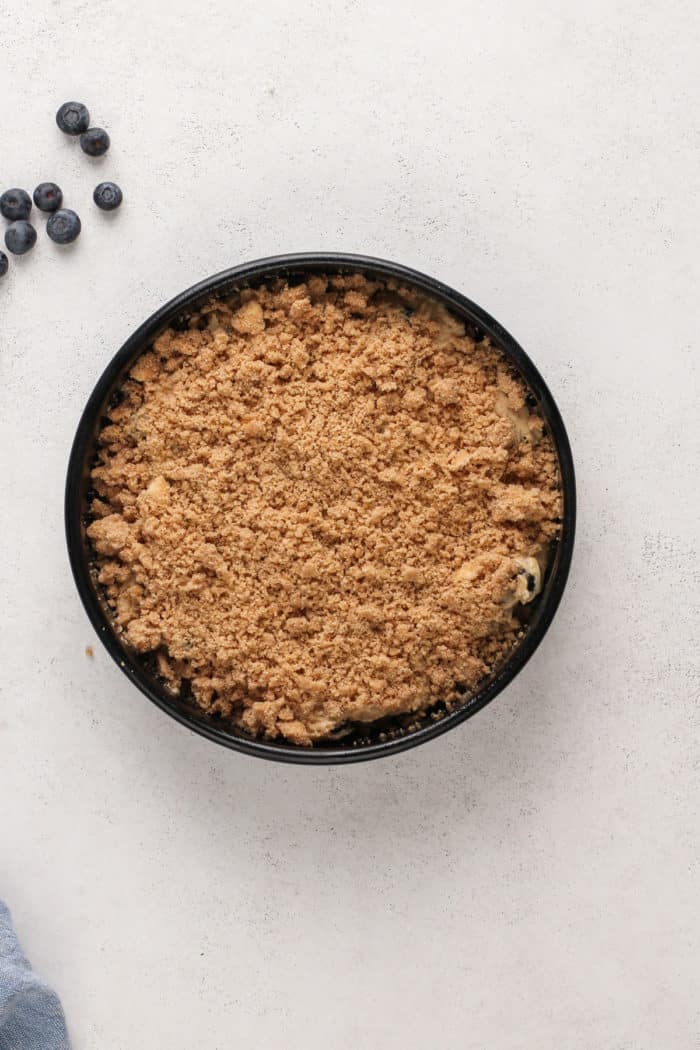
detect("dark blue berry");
top-left (0, 251), bottom-right (8, 277)
top-left (93, 181), bottom-right (123, 211)
top-left (0, 188), bottom-right (32, 221)
top-left (47, 208), bottom-right (81, 244)
top-left (33, 182), bottom-right (63, 212)
top-left (5, 220), bottom-right (37, 255)
top-left (80, 127), bottom-right (110, 157)
top-left (56, 101), bottom-right (90, 135)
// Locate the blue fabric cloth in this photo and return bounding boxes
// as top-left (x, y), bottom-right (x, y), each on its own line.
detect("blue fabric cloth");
top-left (0, 902), bottom-right (70, 1050)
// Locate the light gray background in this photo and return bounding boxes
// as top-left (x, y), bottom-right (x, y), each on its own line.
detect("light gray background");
top-left (1, 0), bottom-right (698, 1047)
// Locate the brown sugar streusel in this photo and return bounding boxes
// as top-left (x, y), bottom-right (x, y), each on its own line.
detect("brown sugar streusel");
top-left (87, 274), bottom-right (562, 745)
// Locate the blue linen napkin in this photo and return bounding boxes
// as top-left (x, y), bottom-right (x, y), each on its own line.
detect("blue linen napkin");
top-left (0, 901), bottom-right (70, 1049)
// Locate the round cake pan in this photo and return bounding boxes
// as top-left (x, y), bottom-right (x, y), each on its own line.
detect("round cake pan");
top-left (65, 252), bottom-right (576, 764)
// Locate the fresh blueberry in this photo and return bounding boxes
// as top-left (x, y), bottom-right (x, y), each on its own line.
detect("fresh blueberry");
top-left (46, 208), bottom-right (81, 244)
top-left (56, 101), bottom-right (90, 135)
top-left (0, 251), bottom-right (8, 277)
top-left (33, 182), bottom-right (63, 212)
top-left (80, 127), bottom-right (110, 157)
top-left (93, 181), bottom-right (123, 211)
top-left (0, 188), bottom-right (32, 221)
top-left (5, 220), bottom-right (37, 255)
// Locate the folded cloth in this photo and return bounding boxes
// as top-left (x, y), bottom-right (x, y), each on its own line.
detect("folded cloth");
top-left (0, 901), bottom-right (70, 1050)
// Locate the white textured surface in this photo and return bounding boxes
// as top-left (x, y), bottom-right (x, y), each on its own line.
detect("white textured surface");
top-left (1, 0), bottom-right (699, 1047)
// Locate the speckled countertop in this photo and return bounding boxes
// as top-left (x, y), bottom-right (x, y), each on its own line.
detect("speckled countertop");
top-left (1, 1), bottom-right (698, 1047)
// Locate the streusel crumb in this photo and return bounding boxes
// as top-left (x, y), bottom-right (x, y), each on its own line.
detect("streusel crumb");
top-left (87, 275), bottom-right (561, 744)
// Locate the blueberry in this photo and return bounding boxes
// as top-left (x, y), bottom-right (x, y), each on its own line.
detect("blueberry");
top-left (33, 182), bottom-right (63, 212)
top-left (0, 251), bottom-right (8, 277)
top-left (80, 128), bottom-right (110, 157)
top-left (5, 220), bottom-right (37, 255)
top-left (56, 101), bottom-right (90, 135)
top-left (93, 181), bottom-right (123, 211)
top-left (0, 188), bottom-right (32, 221)
top-left (47, 208), bottom-right (81, 244)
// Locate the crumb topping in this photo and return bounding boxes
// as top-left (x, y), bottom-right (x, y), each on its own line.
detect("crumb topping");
top-left (87, 275), bottom-right (562, 744)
